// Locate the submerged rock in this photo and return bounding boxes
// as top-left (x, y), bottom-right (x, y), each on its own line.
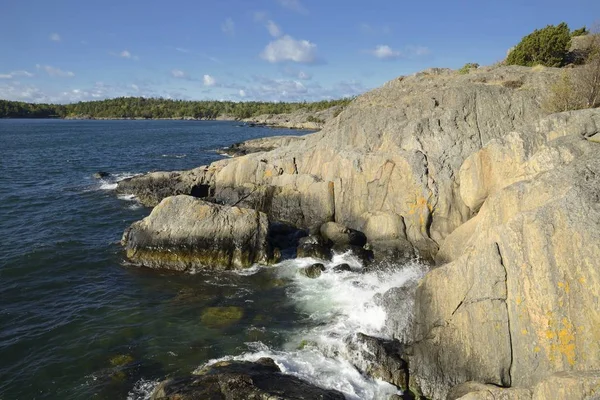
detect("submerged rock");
top-left (332, 263), bottom-right (352, 273)
top-left (94, 171), bottom-right (110, 179)
top-left (121, 195), bottom-right (278, 271)
top-left (201, 307), bottom-right (244, 329)
top-left (151, 357), bottom-right (345, 400)
top-left (298, 263), bottom-right (326, 278)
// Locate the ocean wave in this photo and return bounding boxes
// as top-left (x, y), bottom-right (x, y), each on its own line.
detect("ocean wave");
top-left (194, 253), bottom-right (427, 399)
top-left (161, 154), bottom-right (187, 159)
top-left (126, 378), bottom-right (160, 400)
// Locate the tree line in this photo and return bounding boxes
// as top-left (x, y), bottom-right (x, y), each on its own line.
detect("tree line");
top-left (0, 97), bottom-right (354, 119)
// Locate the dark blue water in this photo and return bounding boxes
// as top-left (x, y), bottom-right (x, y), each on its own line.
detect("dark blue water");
top-left (0, 120), bottom-right (311, 400)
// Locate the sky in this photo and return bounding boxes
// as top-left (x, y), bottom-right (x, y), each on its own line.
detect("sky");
top-left (1, 0), bottom-right (599, 104)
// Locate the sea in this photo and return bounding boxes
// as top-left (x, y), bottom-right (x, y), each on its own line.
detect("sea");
top-left (0, 119), bottom-right (426, 400)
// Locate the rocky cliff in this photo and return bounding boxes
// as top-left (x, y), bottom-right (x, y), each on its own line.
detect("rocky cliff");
top-left (118, 64), bottom-right (600, 399)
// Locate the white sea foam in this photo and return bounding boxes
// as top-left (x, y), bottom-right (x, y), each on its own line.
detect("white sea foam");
top-left (96, 172), bottom-right (141, 191)
top-left (126, 379), bottom-right (160, 400)
top-left (161, 154), bottom-right (187, 159)
top-left (197, 252), bottom-right (428, 400)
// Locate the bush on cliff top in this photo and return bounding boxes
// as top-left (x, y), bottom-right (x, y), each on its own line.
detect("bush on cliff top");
top-left (506, 23), bottom-right (573, 67)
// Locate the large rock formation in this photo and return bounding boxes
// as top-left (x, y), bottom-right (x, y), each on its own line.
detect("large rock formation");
top-left (122, 195), bottom-right (277, 271)
top-left (410, 113), bottom-right (600, 399)
top-left (151, 358), bottom-right (345, 400)
top-left (119, 65), bottom-right (563, 260)
top-left (117, 64), bottom-right (600, 399)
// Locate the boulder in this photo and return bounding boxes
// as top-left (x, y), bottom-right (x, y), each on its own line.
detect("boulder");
top-left (332, 263), bottom-right (352, 273)
top-left (344, 333), bottom-right (409, 390)
top-left (121, 195), bottom-right (277, 271)
top-left (449, 382), bottom-right (532, 400)
top-left (116, 164), bottom-right (221, 207)
top-left (296, 235), bottom-right (333, 260)
top-left (298, 263), bottom-right (326, 279)
top-left (410, 131), bottom-right (600, 399)
top-left (93, 171), bottom-right (110, 179)
top-left (331, 243), bottom-right (373, 264)
top-left (151, 358), bottom-right (345, 400)
top-left (320, 222), bottom-right (367, 247)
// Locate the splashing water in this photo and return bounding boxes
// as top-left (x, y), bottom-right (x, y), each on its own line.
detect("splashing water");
top-left (191, 252), bottom-right (428, 400)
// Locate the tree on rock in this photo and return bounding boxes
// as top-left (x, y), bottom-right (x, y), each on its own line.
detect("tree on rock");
top-left (506, 23), bottom-right (572, 67)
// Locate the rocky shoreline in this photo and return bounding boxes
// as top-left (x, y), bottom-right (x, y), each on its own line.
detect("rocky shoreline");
top-left (62, 107), bottom-right (341, 130)
top-left (116, 65), bottom-right (600, 399)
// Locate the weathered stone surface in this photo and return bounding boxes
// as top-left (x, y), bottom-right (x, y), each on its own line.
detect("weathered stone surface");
top-left (450, 382), bottom-right (532, 400)
top-left (296, 235), bottom-right (333, 260)
top-left (122, 195), bottom-right (276, 271)
top-left (532, 371), bottom-right (600, 400)
top-left (116, 165), bottom-right (221, 207)
top-left (344, 333), bottom-right (409, 390)
top-left (411, 130), bottom-right (600, 399)
top-left (320, 222), bottom-right (367, 247)
top-left (151, 358), bottom-right (345, 400)
top-left (298, 263), bottom-right (326, 278)
top-left (219, 135), bottom-right (306, 157)
top-left (332, 263), bottom-right (352, 273)
top-left (120, 66), bottom-right (564, 260)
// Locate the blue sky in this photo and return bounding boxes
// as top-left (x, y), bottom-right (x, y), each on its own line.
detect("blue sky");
top-left (1, 0), bottom-right (598, 103)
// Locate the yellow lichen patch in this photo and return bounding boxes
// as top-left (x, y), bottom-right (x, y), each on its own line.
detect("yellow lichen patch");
top-left (521, 329), bottom-right (528, 335)
top-left (546, 317), bottom-right (577, 366)
top-left (534, 346), bottom-right (541, 353)
top-left (408, 196), bottom-right (433, 229)
top-left (516, 296), bottom-right (523, 306)
top-left (558, 281), bottom-right (570, 294)
top-left (264, 169), bottom-right (273, 178)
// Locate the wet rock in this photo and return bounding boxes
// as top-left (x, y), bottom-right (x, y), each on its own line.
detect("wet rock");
top-left (109, 354), bottom-right (135, 367)
top-left (298, 263), bottom-right (326, 279)
top-left (297, 235), bottom-right (333, 260)
top-left (332, 263), bottom-right (352, 273)
top-left (94, 171), bottom-right (110, 179)
top-left (331, 243), bottom-right (373, 264)
top-left (121, 195), bottom-right (278, 271)
top-left (320, 222), bottom-right (367, 247)
top-left (344, 333), bottom-right (409, 390)
top-left (375, 286), bottom-right (418, 343)
top-left (201, 307), bottom-right (244, 329)
top-left (151, 358), bottom-right (345, 400)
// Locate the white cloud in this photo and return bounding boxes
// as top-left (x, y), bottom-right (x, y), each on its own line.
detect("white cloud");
top-left (276, 0), bottom-right (308, 14)
top-left (175, 47), bottom-right (191, 53)
top-left (371, 45), bottom-right (401, 60)
top-left (254, 11), bottom-right (268, 22)
top-left (261, 35), bottom-right (317, 63)
top-left (36, 64), bottom-right (75, 77)
top-left (113, 50), bottom-right (139, 60)
top-left (407, 45), bottom-right (431, 56)
top-left (221, 18), bottom-right (235, 36)
top-left (0, 70), bottom-right (34, 79)
top-left (131, 84), bottom-right (139, 91)
top-left (203, 74), bottom-right (216, 86)
top-left (266, 20), bottom-right (282, 37)
top-left (232, 76), bottom-right (366, 102)
top-left (171, 69), bottom-right (189, 79)
top-left (50, 33), bottom-right (61, 42)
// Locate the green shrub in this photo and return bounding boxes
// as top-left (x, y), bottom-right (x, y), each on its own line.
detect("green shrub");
top-left (571, 27), bottom-right (589, 37)
top-left (458, 63), bottom-right (480, 74)
top-left (506, 23), bottom-right (572, 67)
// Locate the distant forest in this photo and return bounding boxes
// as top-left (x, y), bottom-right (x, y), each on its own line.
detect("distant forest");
top-left (0, 97), bottom-right (352, 119)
